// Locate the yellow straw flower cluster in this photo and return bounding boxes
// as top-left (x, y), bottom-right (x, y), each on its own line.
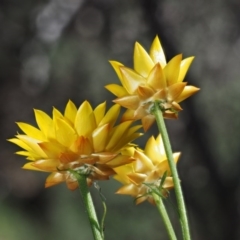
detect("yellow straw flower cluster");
top-left (106, 36), bottom-right (199, 131)
top-left (114, 134), bottom-right (180, 204)
top-left (9, 100), bottom-right (142, 190)
top-left (10, 36), bottom-right (198, 205)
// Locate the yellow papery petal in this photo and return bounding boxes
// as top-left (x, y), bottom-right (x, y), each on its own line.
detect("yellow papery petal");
top-left (149, 36), bottom-right (166, 67)
top-left (93, 102), bottom-right (106, 126)
top-left (145, 136), bottom-right (162, 164)
top-left (147, 63), bottom-right (166, 90)
top-left (64, 100), bottom-right (77, 124)
top-left (8, 138), bottom-right (35, 153)
top-left (22, 152), bottom-right (40, 160)
top-left (134, 150), bottom-right (153, 172)
top-left (66, 180), bottom-right (79, 190)
top-left (92, 164), bottom-right (109, 174)
top-left (121, 147), bottom-right (135, 157)
top-left (141, 115), bottom-right (155, 132)
top-left (134, 42), bottom-right (154, 78)
top-left (116, 184), bottom-right (139, 196)
top-left (74, 101), bottom-right (96, 137)
top-left (163, 112), bottom-right (178, 119)
top-left (34, 109), bottom-right (53, 138)
top-left (106, 155), bottom-right (134, 168)
top-left (38, 141), bottom-right (65, 159)
top-left (172, 102), bottom-right (183, 111)
top-left (17, 135), bottom-right (48, 158)
top-left (137, 86), bottom-right (155, 100)
top-left (173, 152), bottom-right (181, 164)
top-left (55, 118), bottom-right (77, 147)
top-left (114, 174), bottom-right (128, 184)
top-left (113, 95), bottom-right (140, 110)
top-left (95, 152), bottom-right (117, 163)
top-left (136, 195), bottom-right (148, 205)
top-left (114, 164), bottom-right (133, 184)
top-left (155, 153), bottom-right (180, 176)
top-left (121, 134), bottom-right (143, 153)
top-left (120, 67), bottom-right (146, 94)
top-left (113, 126), bottom-right (143, 152)
top-left (45, 172), bottom-right (66, 188)
top-left (106, 121), bottom-right (133, 151)
top-left (167, 82), bottom-right (186, 101)
top-left (175, 86), bottom-right (200, 103)
top-left (59, 152), bottom-right (79, 164)
top-left (164, 54), bottom-right (182, 86)
top-left (178, 57), bottom-right (194, 82)
top-left (155, 134), bottom-right (166, 156)
top-left (152, 89), bottom-right (167, 101)
top-left (144, 135), bottom-right (166, 164)
top-left (71, 136), bottom-right (93, 155)
top-left (124, 124), bottom-right (143, 139)
top-left (105, 84), bottom-right (128, 97)
top-left (134, 107), bottom-right (149, 120)
top-left (155, 160), bottom-right (171, 176)
top-left (146, 170), bottom-right (160, 182)
top-left (92, 124), bottom-right (109, 152)
top-left (23, 162), bottom-right (48, 172)
top-left (98, 104), bottom-right (120, 128)
top-left (32, 159), bottom-right (59, 171)
top-left (52, 108), bottom-right (63, 122)
top-left (121, 109), bottom-right (135, 122)
top-left (92, 165), bottom-right (112, 178)
top-left (15, 151), bottom-right (32, 157)
top-left (128, 172), bottom-right (146, 185)
top-left (109, 61), bottom-right (124, 83)
top-left (16, 122), bottom-right (46, 141)
top-left (162, 177), bottom-right (174, 189)
top-left (144, 135), bottom-right (156, 153)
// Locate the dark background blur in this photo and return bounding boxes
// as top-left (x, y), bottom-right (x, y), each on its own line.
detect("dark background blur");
top-left (1, 0), bottom-right (240, 239)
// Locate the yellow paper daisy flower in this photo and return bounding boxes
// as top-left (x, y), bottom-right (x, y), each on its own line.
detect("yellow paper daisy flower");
top-left (114, 134), bottom-right (180, 205)
top-left (9, 100), bottom-right (142, 190)
top-left (106, 36), bottom-right (200, 131)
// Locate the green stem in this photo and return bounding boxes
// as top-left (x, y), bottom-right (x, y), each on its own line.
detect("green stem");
top-left (152, 193), bottom-right (177, 240)
top-left (75, 174), bottom-right (104, 240)
top-left (100, 200), bottom-right (107, 237)
top-left (153, 101), bottom-right (191, 240)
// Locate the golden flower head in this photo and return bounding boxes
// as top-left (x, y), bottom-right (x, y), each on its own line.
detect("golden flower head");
top-left (106, 36), bottom-right (200, 131)
top-left (114, 134), bottom-right (180, 205)
top-left (9, 100), bottom-right (142, 190)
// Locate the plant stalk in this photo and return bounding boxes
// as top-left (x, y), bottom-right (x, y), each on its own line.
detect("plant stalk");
top-left (152, 193), bottom-right (177, 240)
top-left (76, 174), bottom-right (104, 240)
top-left (153, 101), bottom-right (191, 240)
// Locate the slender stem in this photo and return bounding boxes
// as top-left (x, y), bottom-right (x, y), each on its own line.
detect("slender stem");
top-left (100, 200), bottom-right (107, 237)
top-left (153, 101), bottom-right (191, 240)
top-left (152, 193), bottom-right (177, 240)
top-left (75, 173), bottom-right (104, 240)
top-left (94, 181), bottom-right (107, 238)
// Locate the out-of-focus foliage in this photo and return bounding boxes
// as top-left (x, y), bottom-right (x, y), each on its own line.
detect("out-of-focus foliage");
top-left (1, 0), bottom-right (240, 239)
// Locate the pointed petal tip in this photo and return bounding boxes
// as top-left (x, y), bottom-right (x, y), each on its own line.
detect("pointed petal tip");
top-left (153, 35), bottom-right (161, 45)
top-left (188, 56), bottom-right (195, 60)
top-left (195, 87), bottom-right (200, 91)
top-left (134, 41), bottom-right (142, 48)
top-left (109, 60), bottom-right (124, 68)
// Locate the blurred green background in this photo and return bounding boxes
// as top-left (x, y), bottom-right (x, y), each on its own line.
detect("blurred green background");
top-left (1, 0), bottom-right (240, 239)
